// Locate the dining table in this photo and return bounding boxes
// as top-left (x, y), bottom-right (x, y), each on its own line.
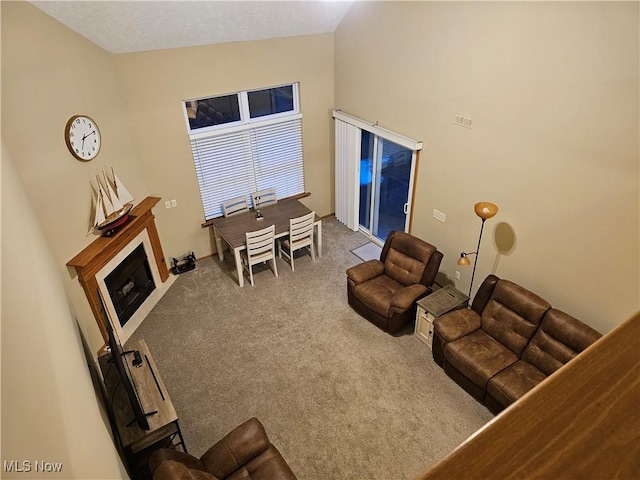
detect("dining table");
top-left (210, 197), bottom-right (322, 287)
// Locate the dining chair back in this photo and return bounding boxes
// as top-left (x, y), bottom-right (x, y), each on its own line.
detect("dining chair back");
top-left (278, 211), bottom-right (316, 271)
top-left (241, 224), bottom-right (278, 286)
top-left (251, 188), bottom-right (277, 210)
top-left (222, 196), bottom-right (249, 217)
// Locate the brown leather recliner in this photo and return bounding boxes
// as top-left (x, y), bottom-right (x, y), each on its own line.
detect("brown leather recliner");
top-left (346, 231), bottom-right (443, 334)
top-left (149, 417), bottom-right (297, 480)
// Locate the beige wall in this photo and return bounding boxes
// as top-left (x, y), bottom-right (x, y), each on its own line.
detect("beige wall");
top-left (335, 1), bottom-right (639, 333)
top-left (1, 1), bottom-right (151, 351)
top-left (1, 146), bottom-right (127, 479)
top-left (112, 34), bottom-right (335, 260)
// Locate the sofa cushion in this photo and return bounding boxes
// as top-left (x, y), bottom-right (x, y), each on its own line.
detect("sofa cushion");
top-left (522, 308), bottom-right (602, 375)
top-left (444, 330), bottom-right (519, 389)
top-left (481, 280), bottom-right (551, 357)
top-left (486, 360), bottom-right (547, 407)
top-left (351, 275), bottom-right (404, 318)
top-left (383, 235), bottom-right (434, 286)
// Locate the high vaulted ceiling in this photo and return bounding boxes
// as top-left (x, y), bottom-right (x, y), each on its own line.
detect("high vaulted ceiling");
top-left (29, 1), bottom-right (354, 54)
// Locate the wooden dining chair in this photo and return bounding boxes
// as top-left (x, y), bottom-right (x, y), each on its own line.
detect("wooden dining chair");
top-left (241, 224), bottom-right (278, 286)
top-left (222, 195), bottom-right (249, 217)
top-left (278, 211), bottom-right (316, 271)
top-left (251, 188), bottom-right (277, 210)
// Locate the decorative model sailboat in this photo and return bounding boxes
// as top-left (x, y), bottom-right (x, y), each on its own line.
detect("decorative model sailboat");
top-left (91, 168), bottom-right (134, 236)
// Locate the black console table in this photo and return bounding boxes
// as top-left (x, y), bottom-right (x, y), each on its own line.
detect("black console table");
top-left (99, 340), bottom-right (185, 478)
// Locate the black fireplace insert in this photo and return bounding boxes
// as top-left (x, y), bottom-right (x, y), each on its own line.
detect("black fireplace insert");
top-left (105, 244), bottom-right (156, 327)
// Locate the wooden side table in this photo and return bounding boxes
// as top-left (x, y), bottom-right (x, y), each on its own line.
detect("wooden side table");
top-left (99, 340), bottom-right (186, 478)
top-left (415, 285), bottom-right (469, 348)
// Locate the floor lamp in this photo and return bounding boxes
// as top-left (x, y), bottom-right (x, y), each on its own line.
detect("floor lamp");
top-left (457, 202), bottom-right (499, 299)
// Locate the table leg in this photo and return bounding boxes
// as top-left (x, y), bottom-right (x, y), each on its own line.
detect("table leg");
top-left (234, 247), bottom-right (244, 287)
top-left (213, 227), bottom-right (225, 261)
top-left (315, 220), bottom-right (323, 258)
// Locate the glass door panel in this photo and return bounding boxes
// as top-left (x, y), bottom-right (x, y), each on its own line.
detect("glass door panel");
top-left (358, 132), bottom-right (415, 244)
top-left (373, 138), bottom-right (413, 242)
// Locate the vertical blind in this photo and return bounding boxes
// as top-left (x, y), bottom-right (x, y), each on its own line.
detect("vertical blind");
top-left (191, 118), bottom-right (304, 220)
top-left (334, 118), bottom-right (361, 231)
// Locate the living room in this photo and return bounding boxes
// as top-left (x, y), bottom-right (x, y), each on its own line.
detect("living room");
top-left (2, 1), bottom-right (638, 479)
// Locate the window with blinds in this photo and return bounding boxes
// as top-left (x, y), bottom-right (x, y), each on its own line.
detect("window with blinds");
top-left (184, 83), bottom-right (304, 220)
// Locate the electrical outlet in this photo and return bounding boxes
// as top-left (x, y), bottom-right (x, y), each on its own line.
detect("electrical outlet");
top-left (432, 209), bottom-right (446, 223)
top-left (455, 271), bottom-right (461, 280)
top-left (165, 201), bottom-right (171, 209)
top-left (171, 199), bottom-right (178, 208)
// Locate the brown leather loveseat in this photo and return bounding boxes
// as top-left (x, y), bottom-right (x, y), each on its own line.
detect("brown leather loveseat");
top-left (347, 231), bottom-right (443, 334)
top-left (149, 417), bottom-right (297, 480)
top-left (433, 275), bottom-right (602, 414)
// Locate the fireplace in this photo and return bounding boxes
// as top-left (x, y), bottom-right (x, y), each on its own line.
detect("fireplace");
top-left (67, 197), bottom-right (175, 347)
top-left (105, 244), bottom-right (156, 327)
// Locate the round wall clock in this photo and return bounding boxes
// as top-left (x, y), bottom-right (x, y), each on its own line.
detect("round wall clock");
top-left (65, 115), bottom-right (101, 161)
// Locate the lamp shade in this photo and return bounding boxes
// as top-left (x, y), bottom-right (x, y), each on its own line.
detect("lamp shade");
top-left (474, 202), bottom-right (499, 220)
top-left (457, 254), bottom-right (471, 266)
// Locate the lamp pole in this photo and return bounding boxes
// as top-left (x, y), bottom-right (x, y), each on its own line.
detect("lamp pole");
top-left (469, 218), bottom-right (487, 299)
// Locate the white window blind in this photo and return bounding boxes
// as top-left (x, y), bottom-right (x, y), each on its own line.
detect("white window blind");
top-left (191, 118), bottom-right (304, 220)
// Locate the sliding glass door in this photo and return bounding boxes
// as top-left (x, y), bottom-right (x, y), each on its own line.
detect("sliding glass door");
top-left (359, 131), bottom-right (416, 244)
top-left (333, 110), bottom-right (421, 237)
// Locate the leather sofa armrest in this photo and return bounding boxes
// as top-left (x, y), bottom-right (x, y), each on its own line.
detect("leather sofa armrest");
top-left (346, 260), bottom-right (384, 285)
top-left (149, 449), bottom-right (205, 474)
top-left (153, 460), bottom-right (219, 480)
top-left (391, 284), bottom-right (428, 311)
top-left (200, 417), bottom-right (271, 478)
top-left (421, 250), bottom-right (443, 288)
top-left (433, 308), bottom-right (481, 343)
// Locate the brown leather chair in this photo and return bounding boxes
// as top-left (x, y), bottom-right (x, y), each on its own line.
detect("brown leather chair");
top-left (149, 417), bottom-right (297, 480)
top-left (346, 231), bottom-right (443, 334)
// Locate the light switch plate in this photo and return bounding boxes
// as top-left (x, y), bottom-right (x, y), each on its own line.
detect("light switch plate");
top-left (453, 112), bottom-right (474, 129)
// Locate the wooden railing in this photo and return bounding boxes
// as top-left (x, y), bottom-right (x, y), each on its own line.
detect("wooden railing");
top-left (417, 311), bottom-right (640, 480)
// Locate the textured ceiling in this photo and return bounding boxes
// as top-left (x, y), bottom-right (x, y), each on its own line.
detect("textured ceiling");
top-left (29, 1), bottom-right (354, 54)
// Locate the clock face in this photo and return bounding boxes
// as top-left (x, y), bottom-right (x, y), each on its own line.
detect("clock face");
top-left (65, 115), bottom-right (101, 161)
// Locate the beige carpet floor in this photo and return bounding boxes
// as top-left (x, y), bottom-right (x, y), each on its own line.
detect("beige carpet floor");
top-left (127, 217), bottom-right (493, 480)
